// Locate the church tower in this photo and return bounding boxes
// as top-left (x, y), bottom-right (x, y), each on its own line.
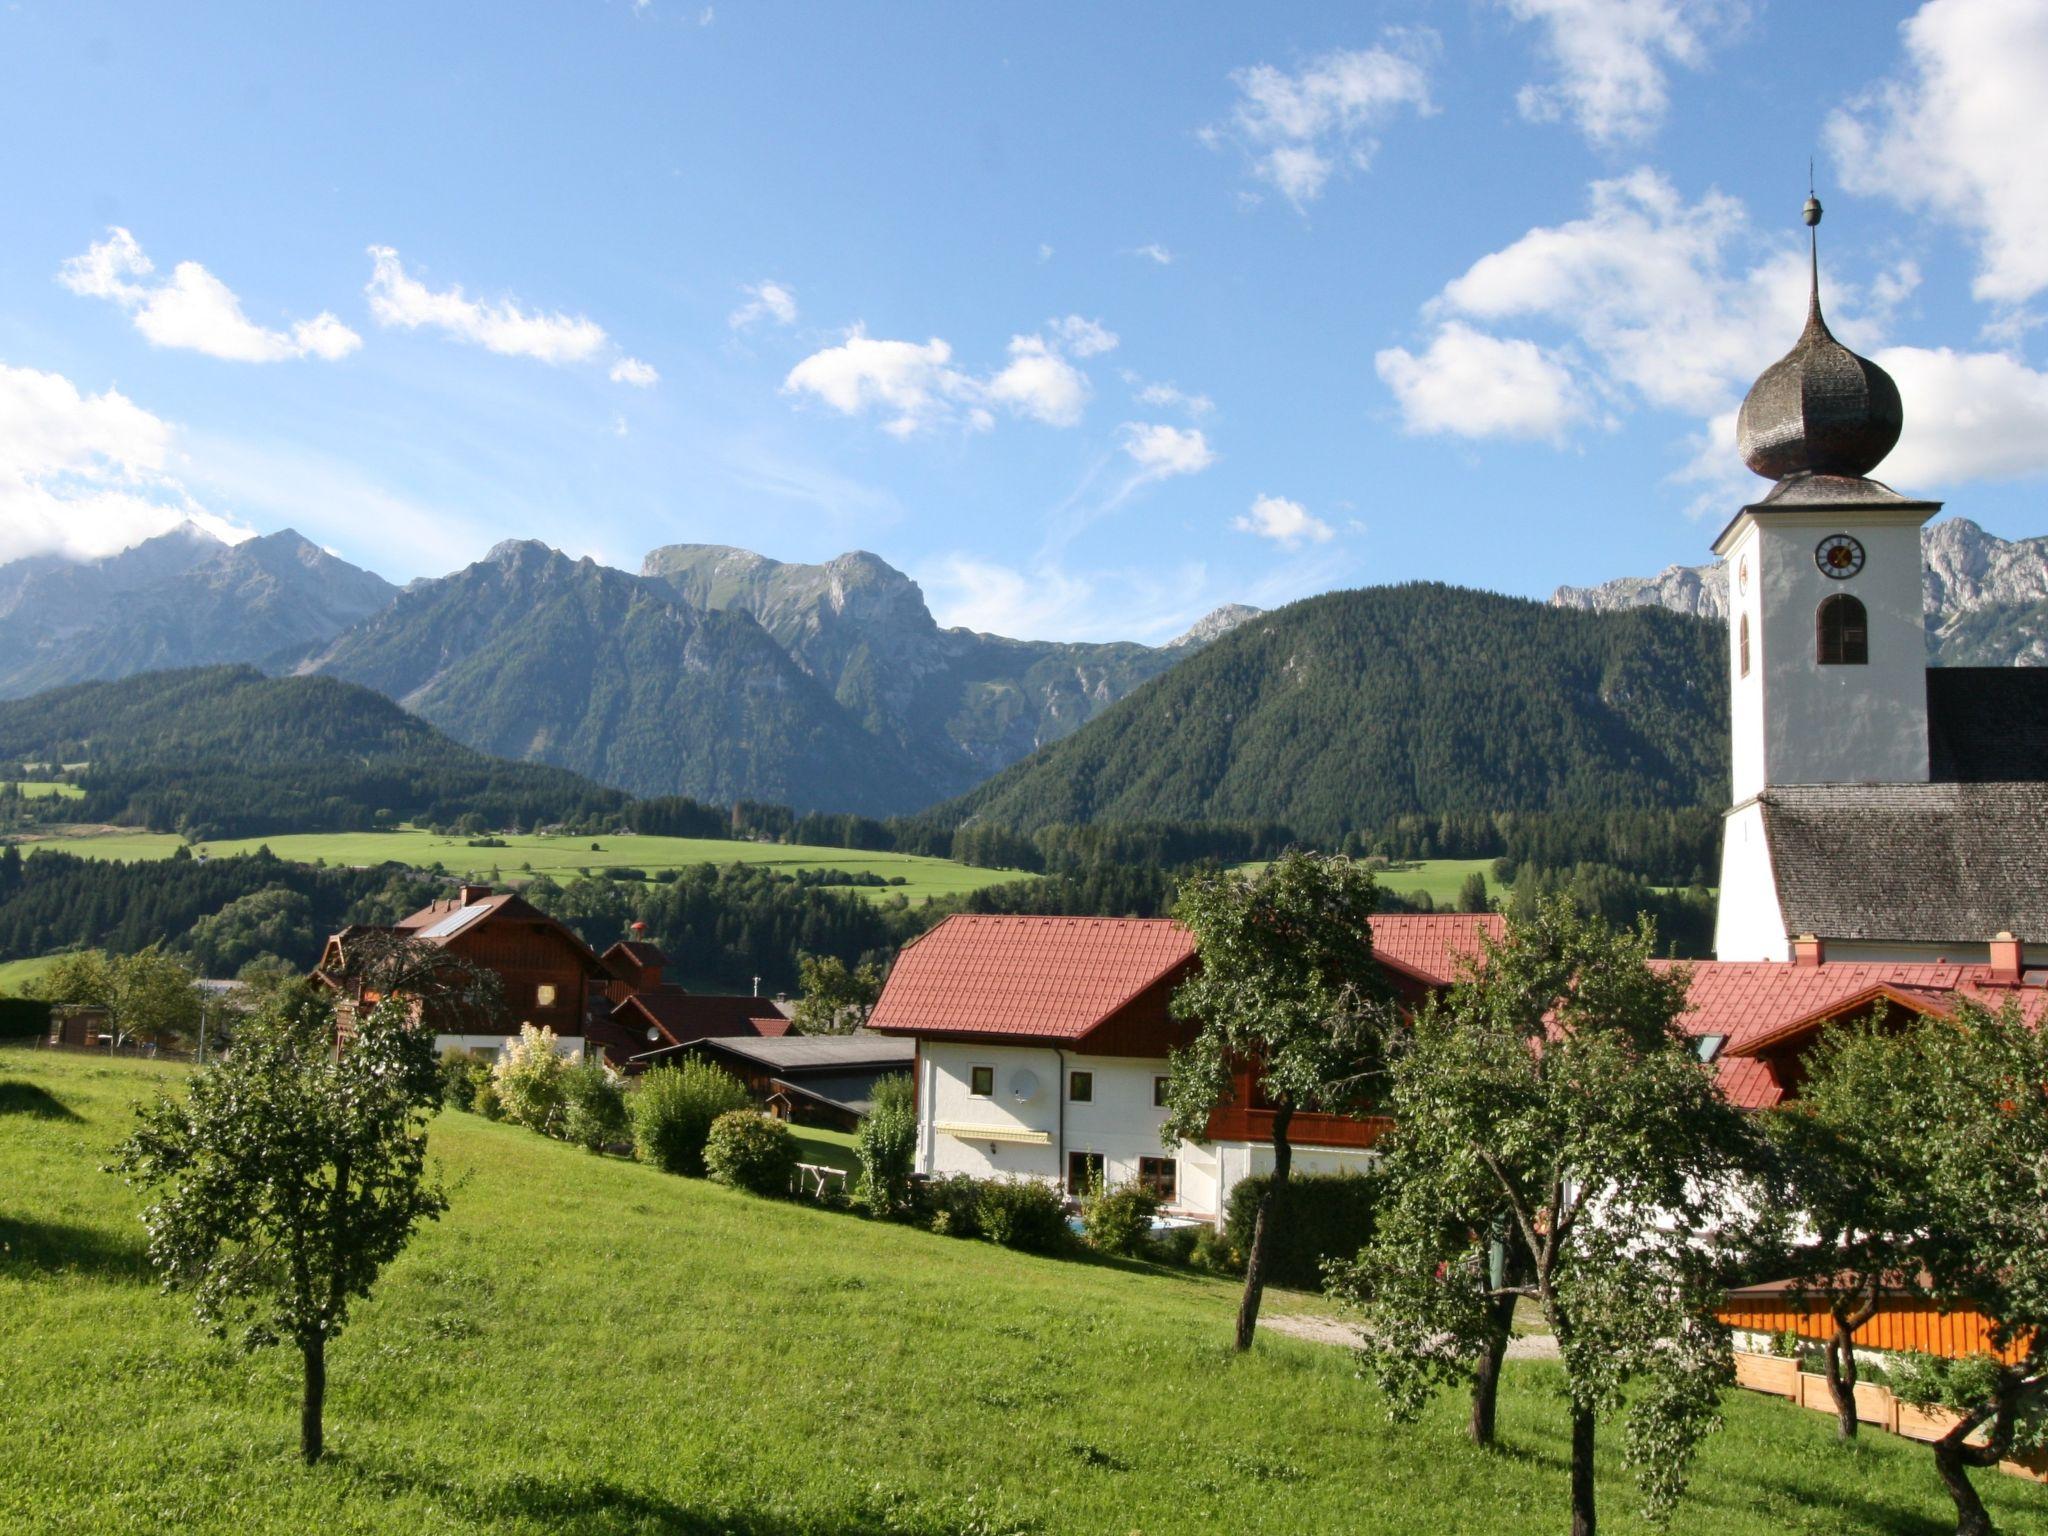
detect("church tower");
top-left (1713, 196), bottom-right (1940, 804)
top-left (1713, 198), bottom-right (1943, 961)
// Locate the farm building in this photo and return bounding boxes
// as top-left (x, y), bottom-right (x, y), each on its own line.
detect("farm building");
top-left (649, 1033), bottom-right (915, 1130)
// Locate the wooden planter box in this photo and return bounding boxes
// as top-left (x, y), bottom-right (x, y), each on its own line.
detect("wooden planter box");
top-left (1732, 1351), bottom-right (1799, 1398)
top-left (1796, 1371), bottom-right (1896, 1428)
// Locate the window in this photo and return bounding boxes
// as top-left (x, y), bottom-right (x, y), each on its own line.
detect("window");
top-left (1068, 1070), bottom-right (1093, 1103)
top-left (1137, 1156), bottom-right (1178, 1203)
top-left (534, 983), bottom-right (557, 1008)
top-left (1738, 613), bottom-right (1750, 678)
top-left (1067, 1150), bottom-right (1104, 1196)
top-left (1816, 594), bottom-right (1867, 665)
top-left (1153, 1075), bottom-right (1170, 1108)
top-left (1694, 1034), bottom-right (1727, 1063)
top-left (969, 1065), bottom-right (995, 1097)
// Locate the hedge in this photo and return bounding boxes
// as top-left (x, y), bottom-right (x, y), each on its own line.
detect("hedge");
top-left (0, 999), bottom-right (52, 1041)
top-left (1222, 1169), bottom-right (1381, 1290)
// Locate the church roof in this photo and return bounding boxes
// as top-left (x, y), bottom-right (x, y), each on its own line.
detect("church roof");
top-left (1758, 782), bottom-right (2048, 945)
top-left (1927, 667), bottom-right (2048, 781)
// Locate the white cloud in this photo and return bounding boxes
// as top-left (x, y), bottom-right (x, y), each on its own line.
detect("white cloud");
top-left (784, 316), bottom-right (1115, 436)
top-left (1376, 322), bottom-right (1588, 442)
top-left (1878, 345), bottom-right (2048, 484)
top-left (1501, 0), bottom-right (1746, 144)
top-left (0, 362), bottom-right (251, 562)
top-left (1037, 242), bottom-right (1055, 263)
top-left (610, 356), bottom-right (660, 387)
top-left (1234, 494), bottom-right (1334, 549)
top-left (58, 228), bottom-right (361, 363)
top-left (1828, 0), bottom-right (2048, 307)
top-left (729, 279), bottom-right (799, 330)
top-left (1214, 39), bottom-right (1435, 206)
top-left (987, 335), bottom-right (1091, 427)
top-left (917, 552), bottom-right (1215, 643)
top-left (783, 328), bottom-right (977, 437)
top-left (1120, 422), bottom-right (1217, 478)
top-left (1133, 379), bottom-right (1215, 417)
top-left (1047, 314), bottom-right (1118, 357)
top-left (1130, 243), bottom-right (1176, 266)
top-left (365, 246), bottom-right (610, 364)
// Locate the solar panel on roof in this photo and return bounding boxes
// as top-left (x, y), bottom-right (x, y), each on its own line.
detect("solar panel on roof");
top-left (417, 903), bottom-right (491, 940)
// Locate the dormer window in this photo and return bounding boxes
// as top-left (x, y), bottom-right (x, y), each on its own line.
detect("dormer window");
top-left (1816, 594), bottom-right (1867, 665)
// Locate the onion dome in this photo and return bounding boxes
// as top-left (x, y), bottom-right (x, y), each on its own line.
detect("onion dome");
top-left (1736, 197), bottom-right (1902, 481)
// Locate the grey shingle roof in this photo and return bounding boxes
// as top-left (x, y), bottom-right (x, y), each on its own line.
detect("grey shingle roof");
top-left (689, 1034), bottom-right (914, 1073)
top-left (1927, 668), bottom-right (2048, 782)
top-left (1760, 782), bottom-right (2048, 943)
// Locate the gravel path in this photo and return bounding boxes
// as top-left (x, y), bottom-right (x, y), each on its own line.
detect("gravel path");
top-left (1259, 1313), bottom-right (1560, 1360)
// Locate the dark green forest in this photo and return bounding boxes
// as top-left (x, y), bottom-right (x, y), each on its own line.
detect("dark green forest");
top-left (0, 666), bottom-right (627, 839)
top-left (940, 584), bottom-right (1728, 840)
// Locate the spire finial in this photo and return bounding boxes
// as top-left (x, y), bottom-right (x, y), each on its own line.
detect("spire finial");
top-left (1803, 171), bottom-right (1824, 325)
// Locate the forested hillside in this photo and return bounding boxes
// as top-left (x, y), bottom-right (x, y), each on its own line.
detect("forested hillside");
top-left (946, 583), bottom-right (1728, 840)
top-left (0, 666), bottom-right (626, 839)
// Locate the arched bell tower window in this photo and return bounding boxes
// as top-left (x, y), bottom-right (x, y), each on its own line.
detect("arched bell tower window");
top-left (1816, 594), bottom-right (1867, 665)
top-left (1738, 614), bottom-right (1750, 678)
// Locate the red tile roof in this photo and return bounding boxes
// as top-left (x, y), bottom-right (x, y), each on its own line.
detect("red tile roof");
top-left (1369, 913), bottom-right (1505, 986)
top-left (867, 911), bottom-right (1506, 1044)
top-left (1661, 960), bottom-right (2048, 1110)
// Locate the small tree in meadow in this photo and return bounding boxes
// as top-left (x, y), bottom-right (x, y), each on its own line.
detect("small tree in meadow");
top-left (630, 1059), bottom-right (750, 1175)
top-left (1162, 851), bottom-right (1391, 1351)
top-left (108, 984), bottom-right (447, 1464)
top-left (791, 953), bottom-right (883, 1035)
top-left (1789, 1004), bottom-right (2048, 1536)
top-left (493, 1023), bottom-right (570, 1133)
top-left (1333, 899), bottom-right (1756, 1535)
top-left (854, 1072), bottom-right (917, 1216)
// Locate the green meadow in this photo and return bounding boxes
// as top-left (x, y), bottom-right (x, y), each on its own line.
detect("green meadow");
top-left (13, 827), bottom-right (1026, 904)
top-left (0, 956), bottom-right (59, 993)
top-left (5, 781), bottom-right (85, 801)
top-left (3, 1050), bottom-right (2038, 1535)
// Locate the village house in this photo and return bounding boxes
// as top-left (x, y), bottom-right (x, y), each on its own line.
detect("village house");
top-left (866, 911), bottom-right (1501, 1222)
top-left (649, 1033), bottom-right (916, 1131)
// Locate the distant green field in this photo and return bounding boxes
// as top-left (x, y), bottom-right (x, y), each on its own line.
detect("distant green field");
top-left (14, 827), bottom-right (1027, 903)
top-left (1374, 857), bottom-right (1499, 908)
top-left (5, 781), bottom-right (83, 801)
top-left (0, 956), bottom-right (58, 993)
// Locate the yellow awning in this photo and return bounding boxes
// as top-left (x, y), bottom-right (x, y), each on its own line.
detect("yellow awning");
top-left (935, 1120), bottom-right (1051, 1146)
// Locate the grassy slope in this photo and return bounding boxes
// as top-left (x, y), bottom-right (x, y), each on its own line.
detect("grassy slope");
top-left (3, 1052), bottom-right (2040, 1536)
top-left (6, 781), bottom-right (83, 800)
top-left (0, 955), bottom-right (58, 992)
top-left (10, 828), bottom-right (1022, 904)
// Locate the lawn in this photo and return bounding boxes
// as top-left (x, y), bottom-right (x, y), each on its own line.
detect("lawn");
top-left (3, 1051), bottom-right (2040, 1536)
top-left (5, 781), bottom-right (84, 801)
top-left (0, 955), bottom-right (59, 993)
top-left (11, 827), bottom-right (1027, 904)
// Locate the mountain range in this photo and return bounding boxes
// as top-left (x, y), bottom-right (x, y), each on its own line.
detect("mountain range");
top-left (1552, 517), bottom-right (2048, 665)
top-left (0, 525), bottom-right (1257, 815)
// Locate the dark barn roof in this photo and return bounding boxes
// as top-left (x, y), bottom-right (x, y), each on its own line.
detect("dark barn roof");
top-left (1928, 667), bottom-right (2048, 782)
top-left (1759, 782), bottom-right (2048, 944)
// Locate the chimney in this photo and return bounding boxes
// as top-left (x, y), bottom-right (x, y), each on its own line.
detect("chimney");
top-left (459, 884), bottom-right (492, 906)
top-left (1990, 931), bottom-right (2023, 985)
top-left (1792, 933), bottom-right (1824, 968)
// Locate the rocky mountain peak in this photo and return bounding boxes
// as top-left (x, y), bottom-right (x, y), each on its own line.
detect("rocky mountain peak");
top-left (1166, 603), bottom-right (1264, 649)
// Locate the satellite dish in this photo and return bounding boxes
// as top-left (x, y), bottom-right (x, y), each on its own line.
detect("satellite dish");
top-left (1009, 1069), bottom-right (1039, 1104)
top-left (646, 1026), bottom-right (660, 1043)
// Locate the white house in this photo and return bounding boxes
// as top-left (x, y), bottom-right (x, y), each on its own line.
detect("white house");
top-left (866, 911), bottom-right (1501, 1223)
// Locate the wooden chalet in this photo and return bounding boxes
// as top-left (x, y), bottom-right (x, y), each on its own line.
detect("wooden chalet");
top-left (584, 938), bottom-right (794, 1071)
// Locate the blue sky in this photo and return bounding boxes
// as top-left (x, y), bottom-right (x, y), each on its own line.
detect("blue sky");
top-left (4, 0), bottom-right (2046, 641)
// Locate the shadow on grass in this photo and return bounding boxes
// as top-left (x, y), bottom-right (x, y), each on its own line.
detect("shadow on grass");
top-left (0, 1216), bottom-right (151, 1281)
top-left (0, 1080), bottom-right (83, 1120)
top-left (1750, 1468), bottom-right (1955, 1536)
top-left (349, 1461), bottom-right (978, 1535)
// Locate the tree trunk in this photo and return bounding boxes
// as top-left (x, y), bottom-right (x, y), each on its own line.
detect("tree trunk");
top-left (1569, 1400), bottom-right (1597, 1536)
top-left (1823, 1322), bottom-right (1859, 1441)
top-left (1932, 1435), bottom-right (1993, 1536)
top-left (1470, 1289), bottom-right (1517, 1446)
top-left (300, 1334), bottom-right (325, 1465)
top-left (1233, 1101), bottom-right (1293, 1352)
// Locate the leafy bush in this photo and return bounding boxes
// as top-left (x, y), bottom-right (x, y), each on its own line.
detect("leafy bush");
top-left (914, 1174), bottom-right (983, 1238)
top-left (631, 1060), bottom-right (750, 1176)
top-left (854, 1073), bottom-right (916, 1217)
top-left (1222, 1170), bottom-right (1380, 1290)
top-left (975, 1178), bottom-right (1071, 1253)
top-left (471, 1079), bottom-right (504, 1121)
top-left (561, 1059), bottom-right (629, 1153)
top-left (1081, 1180), bottom-right (1161, 1258)
top-left (493, 1024), bottom-right (570, 1134)
top-left (704, 1110), bottom-right (798, 1196)
top-left (438, 1047), bottom-right (493, 1111)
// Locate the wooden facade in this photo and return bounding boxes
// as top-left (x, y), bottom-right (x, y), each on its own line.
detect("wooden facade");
top-left (1720, 1292), bottom-right (2030, 1365)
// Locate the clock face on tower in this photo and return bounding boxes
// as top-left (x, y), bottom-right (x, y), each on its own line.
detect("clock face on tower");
top-left (1815, 534), bottom-right (1865, 579)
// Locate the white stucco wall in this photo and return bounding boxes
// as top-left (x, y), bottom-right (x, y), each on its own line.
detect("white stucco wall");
top-left (1729, 508), bottom-right (1932, 798)
top-left (435, 1032), bottom-right (583, 1059)
top-left (1713, 801), bottom-right (1789, 961)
